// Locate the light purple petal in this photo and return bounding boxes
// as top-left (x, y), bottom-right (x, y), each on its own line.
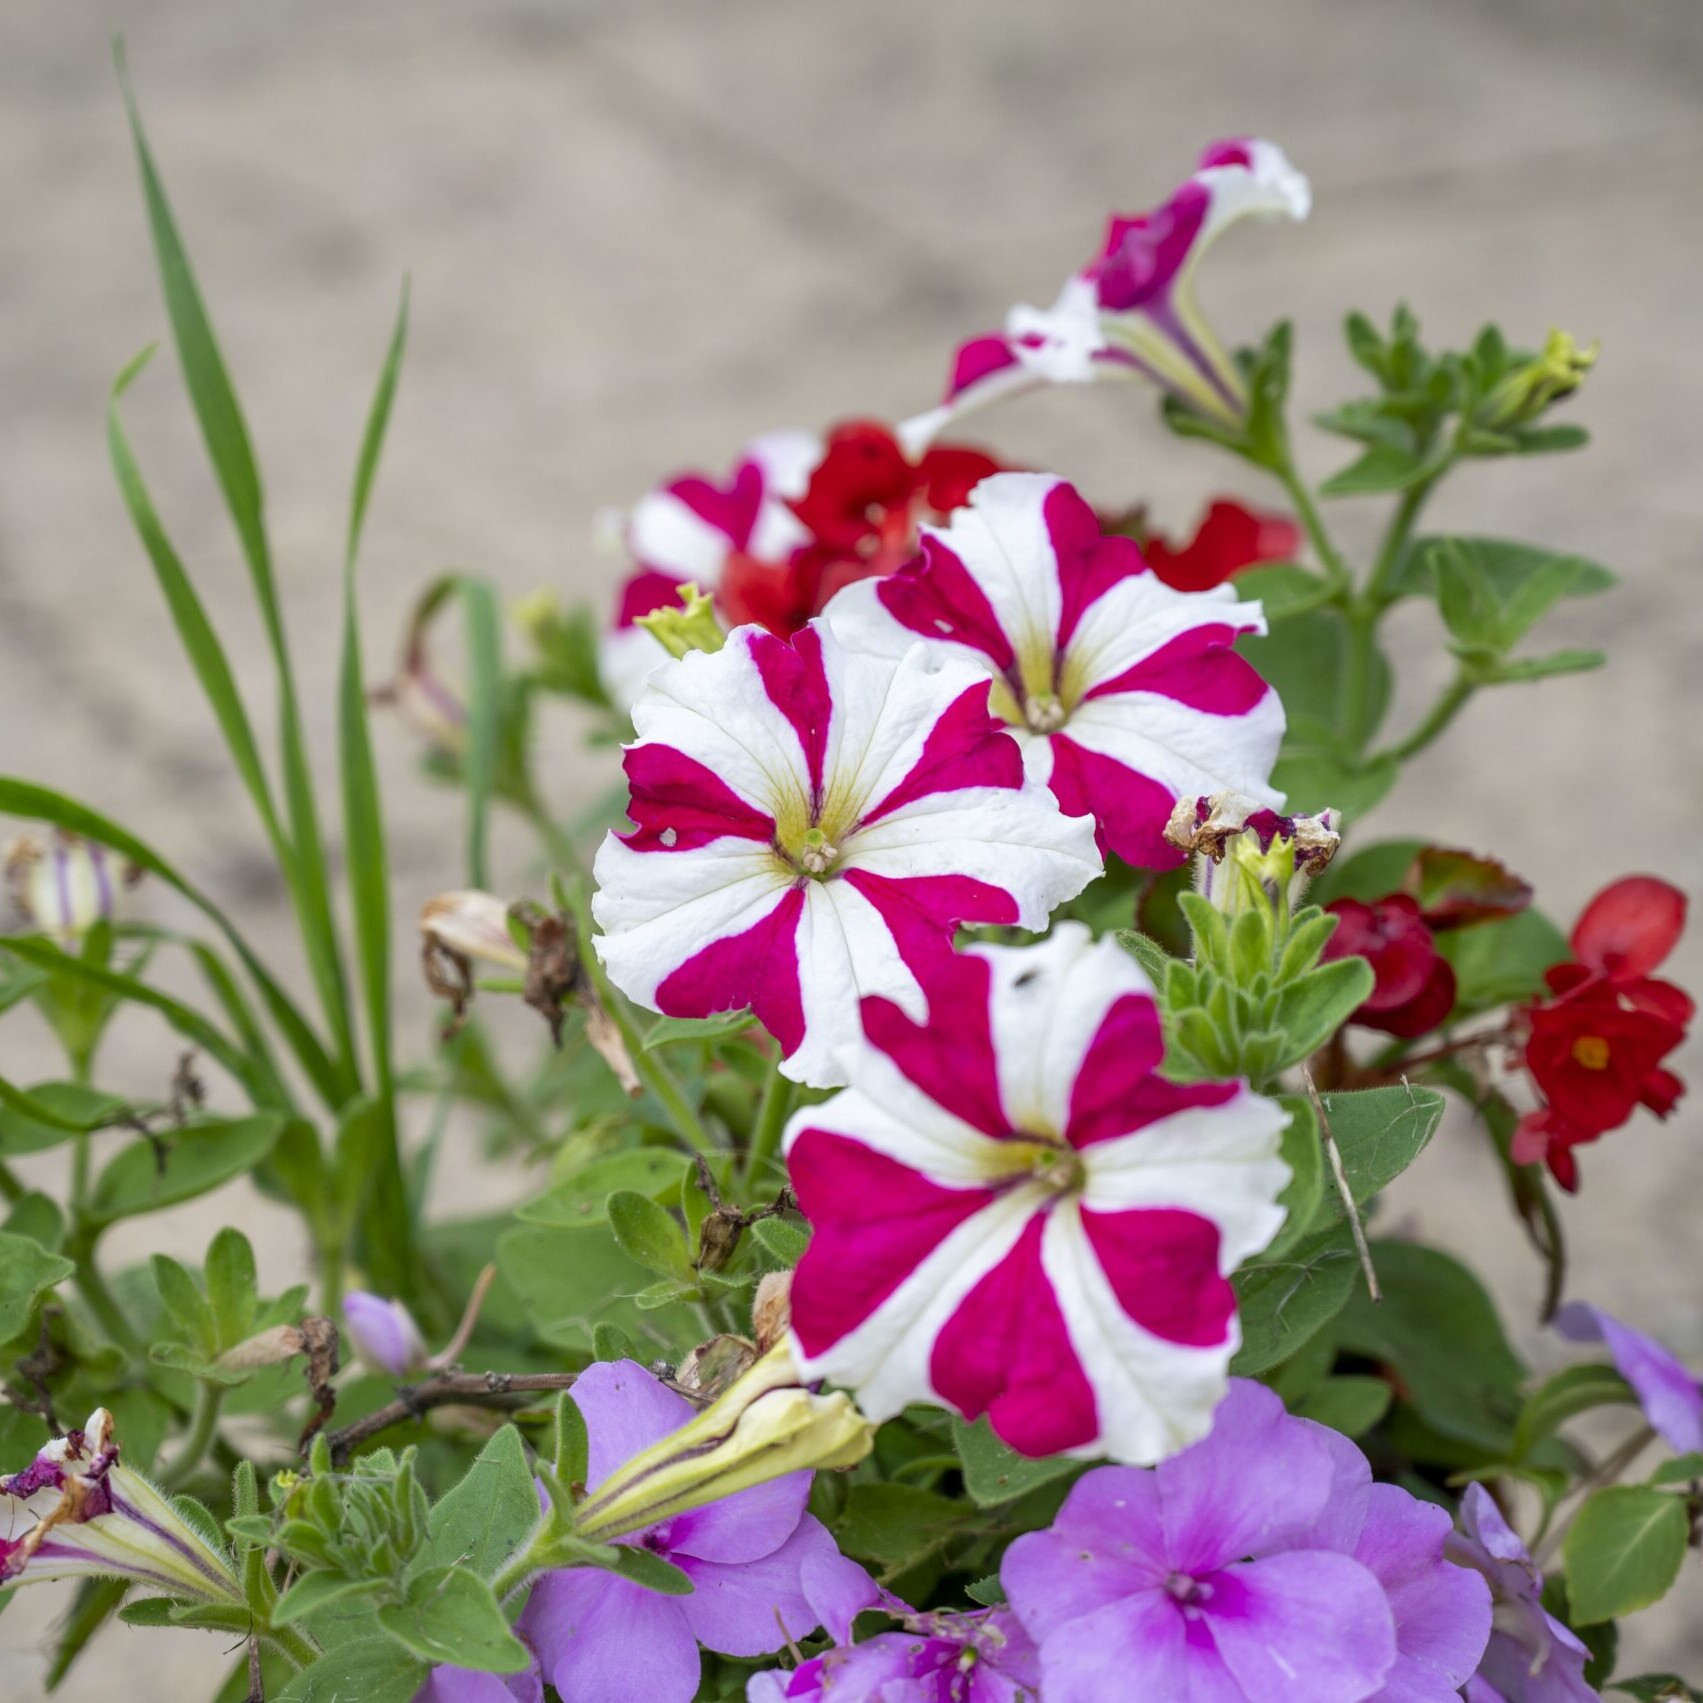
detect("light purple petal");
top-left (1475, 1628), bottom-right (1598, 1703)
top-left (568, 1360), bottom-right (696, 1489)
top-left (1205, 1551), bottom-right (1397, 1703)
top-left (795, 1516), bottom-right (881, 1642)
top-left (1555, 1301), bottom-right (1703, 1454)
top-left (343, 1292), bottom-right (427, 1378)
top-left (1155, 1380), bottom-right (1335, 1573)
top-left (1033, 1589), bottom-right (1244, 1703)
top-left (1001, 1496), bottom-right (1161, 1648)
top-left (519, 1567), bottom-right (698, 1703)
top-left (678, 1515), bottom-right (836, 1656)
top-left (666, 1467), bottom-right (811, 1564)
top-left (745, 1672), bottom-right (803, 1703)
top-left (1355, 1486), bottom-right (1491, 1703)
top-left (415, 1666), bottom-right (539, 1703)
top-left (1291, 1415), bottom-right (1374, 1554)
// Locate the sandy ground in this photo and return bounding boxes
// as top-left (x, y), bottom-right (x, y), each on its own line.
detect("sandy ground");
top-left (2, 0), bottom-right (1701, 1693)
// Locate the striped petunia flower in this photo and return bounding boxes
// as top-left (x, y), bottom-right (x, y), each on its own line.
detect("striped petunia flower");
top-left (824, 473), bottom-right (1285, 869)
top-left (902, 139), bottom-right (1309, 450)
top-left (0, 1409), bottom-right (242, 1602)
top-left (782, 924), bottom-right (1289, 1463)
top-left (591, 620), bottom-right (1100, 1088)
top-left (3, 831), bottom-right (140, 945)
top-left (600, 430), bottom-right (822, 709)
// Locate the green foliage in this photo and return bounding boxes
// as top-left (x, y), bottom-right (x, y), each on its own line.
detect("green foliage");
top-left (1564, 1487), bottom-right (1691, 1624)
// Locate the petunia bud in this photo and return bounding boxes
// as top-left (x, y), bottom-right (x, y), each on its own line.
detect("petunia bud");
top-left (370, 595), bottom-right (468, 760)
top-left (343, 1291), bottom-right (430, 1379)
top-left (1481, 328), bottom-right (1597, 429)
top-left (634, 582), bottom-right (725, 660)
top-left (571, 1342), bottom-right (873, 1544)
top-left (420, 891), bottom-right (529, 973)
top-left (0, 1409), bottom-right (242, 1602)
top-left (3, 831), bottom-right (141, 944)
top-left (1165, 791), bottom-right (1339, 917)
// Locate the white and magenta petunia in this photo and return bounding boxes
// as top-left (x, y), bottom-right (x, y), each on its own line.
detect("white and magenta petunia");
top-left (600, 430), bottom-right (821, 708)
top-left (782, 924), bottom-right (1289, 1463)
top-left (824, 472), bottom-right (1285, 869)
top-left (902, 139), bottom-right (1309, 450)
top-left (591, 619), bottom-right (1100, 1088)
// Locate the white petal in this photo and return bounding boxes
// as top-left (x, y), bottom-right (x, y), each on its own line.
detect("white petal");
top-left (628, 488), bottom-right (736, 585)
top-left (591, 835), bottom-right (793, 1007)
top-left (845, 784), bottom-right (1101, 929)
top-left (793, 1184), bottom-right (1049, 1420)
top-left (1061, 570), bottom-right (1263, 698)
top-left (970, 923), bottom-right (1154, 1139)
top-left (1043, 1202), bottom-right (1236, 1464)
top-left (782, 1074), bottom-right (1006, 1190)
top-left (599, 623), bottom-right (673, 715)
top-left (1079, 1090), bottom-right (1291, 1270)
top-left (1063, 688), bottom-right (1286, 812)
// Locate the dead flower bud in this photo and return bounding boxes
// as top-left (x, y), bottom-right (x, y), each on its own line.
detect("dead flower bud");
top-left (753, 1271), bottom-right (793, 1354)
top-left (676, 1333), bottom-right (759, 1399)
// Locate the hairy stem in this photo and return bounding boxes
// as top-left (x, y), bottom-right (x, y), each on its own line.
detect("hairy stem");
top-left (164, 1382), bottom-right (225, 1491)
top-left (1385, 674), bottom-right (1475, 764)
top-left (1274, 457), bottom-right (1354, 595)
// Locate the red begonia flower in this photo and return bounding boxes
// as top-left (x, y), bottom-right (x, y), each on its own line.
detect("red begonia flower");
top-left (1523, 984), bottom-right (1685, 1140)
top-left (1142, 500), bottom-right (1302, 594)
top-left (1322, 894), bottom-right (1457, 1036)
top-left (1569, 874), bottom-right (1686, 982)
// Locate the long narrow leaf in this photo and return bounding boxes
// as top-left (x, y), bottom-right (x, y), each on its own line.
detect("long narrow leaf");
top-left (116, 46), bottom-right (358, 1089)
top-left (0, 935), bottom-right (265, 1103)
top-left (0, 777), bottom-right (345, 1107)
top-left (339, 283), bottom-right (416, 1297)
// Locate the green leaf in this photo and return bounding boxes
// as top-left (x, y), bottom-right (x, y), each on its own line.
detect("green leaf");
top-left (269, 1568), bottom-right (384, 1627)
top-left (498, 1224), bottom-right (690, 1352)
top-left (964, 1573), bottom-right (1007, 1608)
top-left (1436, 907), bottom-right (1569, 1013)
top-left (554, 1392), bottom-right (588, 1486)
top-left (1335, 1241), bottom-right (1524, 1452)
top-left (1271, 750), bottom-right (1398, 822)
top-left (1649, 1453), bottom-right (1703, 1487)
top-left (422, 1425), bottom-right (540, 1579)
top-left (380, 1566), bottom-right (530, 1672)
top-left (1307, 1086), bottom-right (1446, 1233)
top-left (1395, 535), bottom-right (1615, 607)
top-left (1294, 1375), bottom-right (1393, 1440)
top-left (642, 1010), bottom-right (757, 1050)
top-left (151, 1253), bottom-right (217, 1352)
top-left (1611, 1676), bottom-right (1703, 1700)
top-left (118, 46), bottom-right (357, 1089)
top-left (951, 1415), bottom-right (1080, 1508)
top-left (1512, 1363), bottom-right (1637, 1461)
top-left (458, 577), bottom-right (504, 890)
top-left (1311, 838), bottom-right (1424, 908)
top-left (0, 1232), bottom-right (75, 1339)
top-left (1231, 1228), bottom-right (1360, 1375)
top-left (837, 1482), bottom-right (973, 1566)
top-left (517, 1149), bottom-right (693, 1230)
top-left (1487, 648), bottom-right (1605, 683)
top-left (1320, 442), bottom-right (1437, 496)
top-left (275, 1637), bottom-right (428, 1703)
top-left (1235, 563), bottom-right (1333, 622)
top-left (1270, 958), bottom-right (1374, 1067)
top-left (605, 1189), bottom-right (694, 1281)
top-left (1564, 1486), bottom-right (1689, 1624)
top-left (87, 1114), bottom-right (284, 1225)
top-left (204, 1226), bottom-right (258, 1347)
top-left (0, 1079), bottom-right (126, 1154)
top-left (604, 1544), bottom-right (696, 1596)
top-left (1263, 1096), bottom-right (1324, 1261)
top-left (749, 1215), bottom-right (811, 1271)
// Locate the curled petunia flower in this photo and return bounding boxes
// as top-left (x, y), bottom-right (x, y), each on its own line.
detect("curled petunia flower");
top-left (601, 430), bottom-right (821, 708)
top-left (1138, 498), bottom-right (1302, 594)
top-left (0, 1409), bottom-right (242, 1602)
top-left (1167, 791), bottom-right (1339, 914)
top-left (591, 618), bottom-right (1100, 1087)
top-left (1003, 1380), bottom-right (1404, 1702)
top-left (747, 1606), bottom-right (1040, 1702)
top-left (1447, 1484), bottom-right (1597, 1703)
top-left (343, 1291), bottom-right (430, 1379)
top-left (824, 473), bottom-right (1284, 870)
top-left (903, 139), bottom-right (1310, 448)
top-left (517, 1360), bottom-right (875, 1703)
top-left (1554, 1301), bottom-right (1703, 1455)
top-left (1322, 894), bottom-right (1457, 1038)
top-left (3, 831), bottom-right (141, 945)
top-left (783, 924), bottom-right (1288, 1463)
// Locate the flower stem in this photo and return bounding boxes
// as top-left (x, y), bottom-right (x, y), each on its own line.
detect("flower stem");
top-left (742, 1065), bottom-right (794, 1191)
top-left (1383, 673), bottom-right (1475, 764)
top-left (260, 1620), bottom-right (322, 1671)
top-left (164, 1382), bottom-right (225, 1491)
top-left (1273, 457), bottom-right (1353, 596)
top-left (68, 1229), bottom-right (144, 1358)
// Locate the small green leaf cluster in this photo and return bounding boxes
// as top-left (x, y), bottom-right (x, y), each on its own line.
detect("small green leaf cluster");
top-left (150, 1228), bottom-right (307, 1386)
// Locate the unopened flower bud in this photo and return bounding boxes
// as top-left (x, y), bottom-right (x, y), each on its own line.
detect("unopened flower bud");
top-left (3, 831), bottom-right (141, 944)
top-left (634, 582), bottom-right (725, 660)
top-left (370, 594), bottom-right (468, 760)
top-left (421, 891), bottom-right (528, 972)
top-left (572, 1342), bottom-right (873, 1543)
top-left (213, 1322), bottom-right (308, 1372)
top-left (0, 1409), bottom-right (242, 1602)
top-left (1481, 328), bottom-right (1598, 429)
top-left (343, 1291), bottom-right (429, 1379)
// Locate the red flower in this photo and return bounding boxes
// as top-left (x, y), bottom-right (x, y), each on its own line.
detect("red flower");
top-left (1141, 500), bottom-right (1301, 593)
top-left (1513, 874), bottom-right (1691, 1191)
top-left (1322, 895), bottom-right (1457, 1038)
top-left (787, 420), bottom-right (1001, 612)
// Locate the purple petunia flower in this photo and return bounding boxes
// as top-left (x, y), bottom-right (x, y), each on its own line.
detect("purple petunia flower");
top-left (747, 1607), bottom-right (1040, 1702)
top-left (413, 1661), bottom-right (543, 1703)
top-left (1554, 1301), bottom-right (1703, 1456)
top-left (343, 1291), bottom-right (430, 1379)
top-left (1447, 1484), bottom-right (1597, 1702)
top-left (517, 1360), bottom-right (875, 1703)
top-left (1000, 1379), bottom-right (1490, 1703)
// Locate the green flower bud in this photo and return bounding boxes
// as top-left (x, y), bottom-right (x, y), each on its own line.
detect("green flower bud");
top-left (1481, 328), bottom-right (1597, 428)
top-left (635, 583), bottom-right (725, 660)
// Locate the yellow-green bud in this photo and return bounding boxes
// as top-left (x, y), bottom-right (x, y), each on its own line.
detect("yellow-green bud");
top-left (635, 583), bottom-right (725, 661)
top-left (1482, 329), bottom-right (1598, 429)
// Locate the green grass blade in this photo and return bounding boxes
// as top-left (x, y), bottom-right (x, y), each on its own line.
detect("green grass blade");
top-left (338, 282), bottom-right (416, 1298)
top-left (1, 935), bottom-right (265, 1102)
top-left (108, 346), bottom-right (290, 863)
top-left (0, 776), bottom-right (346, 1108)
top-left (457, 575), bottom-right (503, 890)
top-left (116, 46), bottom-right (358, 1089)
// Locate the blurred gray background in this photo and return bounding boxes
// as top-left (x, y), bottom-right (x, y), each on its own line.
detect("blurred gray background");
top-left (2, 0), bottom-right (1700, 1693)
